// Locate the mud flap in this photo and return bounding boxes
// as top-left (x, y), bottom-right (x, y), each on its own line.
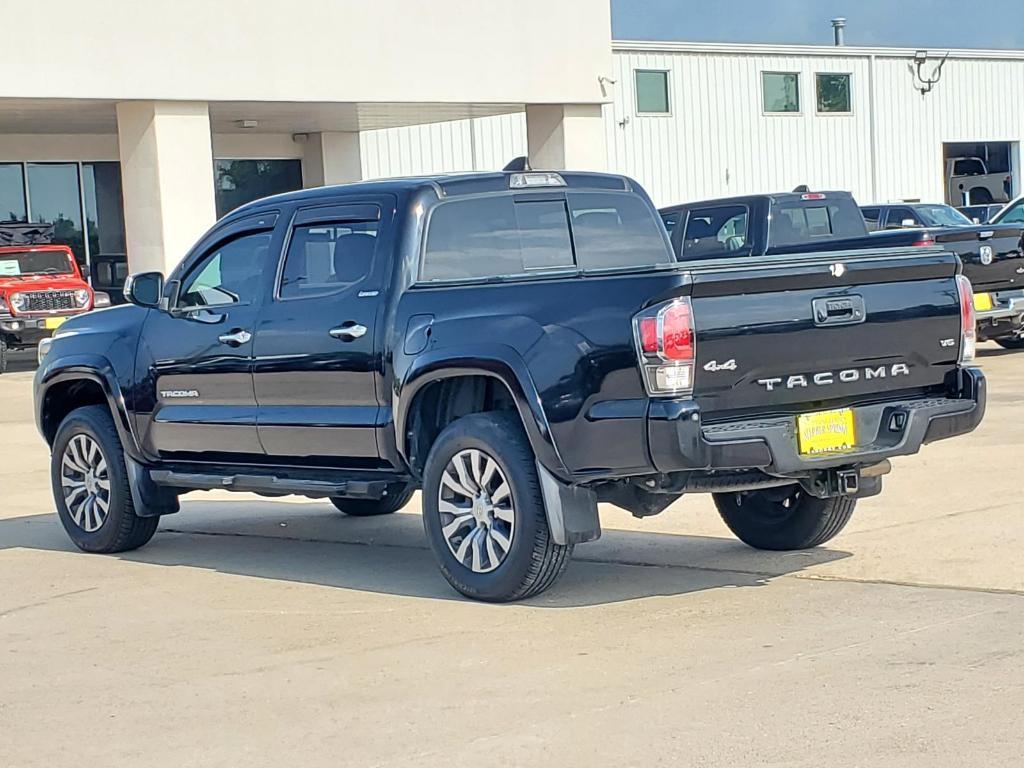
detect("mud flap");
top-left (536, 462), bottom-right (601, 545)
top-left (126, 456), bottom-right (180, 517)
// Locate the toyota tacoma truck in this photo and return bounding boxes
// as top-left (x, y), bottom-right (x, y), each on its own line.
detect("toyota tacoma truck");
top-left (35, 172), bottom-right (985, 602)
top-left (0, 244), bottom-right (100, 373)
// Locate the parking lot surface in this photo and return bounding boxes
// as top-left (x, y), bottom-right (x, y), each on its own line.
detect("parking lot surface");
top-left (2, 347), bottom-right (1022, 767)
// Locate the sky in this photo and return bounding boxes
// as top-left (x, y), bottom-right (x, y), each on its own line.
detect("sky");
top-left (611, 0), bottom-right (1024, 49)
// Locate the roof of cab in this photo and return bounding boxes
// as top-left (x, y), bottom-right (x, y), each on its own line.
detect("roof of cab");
top-left (659, 190), bottom-right (855, 213)
top-left (227, 171), bottom-right (637, 221)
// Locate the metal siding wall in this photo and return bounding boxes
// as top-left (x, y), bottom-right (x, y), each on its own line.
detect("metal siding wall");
top-left (358, 47), bottom-right (1024, 210)
top-left (872, 55), bottom-right (1024, 203)
top-left (360, 113), bottom-right (525, 179)
top-left (608, 49), bottom-right (874, 206)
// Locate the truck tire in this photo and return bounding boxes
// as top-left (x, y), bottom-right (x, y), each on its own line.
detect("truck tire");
top-left (330, 482), bottom-right (415, 516)
top-left (969, 188), bottom-right (993, 204)
top-left (421, 411), bottom-right (572, 602)
top-left (995, 334), bottom-right (1024, 350)
top-left (51, 405), bottom-right (159, 553)
top-left (0, 336), bottom-right (7, 374)
top-left (713, 486), bottom-right (855, 551)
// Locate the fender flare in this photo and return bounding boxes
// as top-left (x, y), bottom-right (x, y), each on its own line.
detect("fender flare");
top-left (394, 344), bottom-right (570, 480)
top-left (36, 354), bottom-right (145, 463)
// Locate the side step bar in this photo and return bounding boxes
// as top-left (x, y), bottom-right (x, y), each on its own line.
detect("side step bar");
top-left (149, 470), bottom-right (391, 500)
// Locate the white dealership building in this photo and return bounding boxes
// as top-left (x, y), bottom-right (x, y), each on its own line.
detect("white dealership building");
top-left (2, 0), bottom-right (1023, 288)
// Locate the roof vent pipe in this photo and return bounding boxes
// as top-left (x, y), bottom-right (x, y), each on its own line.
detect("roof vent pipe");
top-left (831, 17), bottom-right (846, 46)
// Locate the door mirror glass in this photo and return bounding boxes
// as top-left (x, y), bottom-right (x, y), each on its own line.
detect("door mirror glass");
top-left (124, 271), bottom-right (164, 308)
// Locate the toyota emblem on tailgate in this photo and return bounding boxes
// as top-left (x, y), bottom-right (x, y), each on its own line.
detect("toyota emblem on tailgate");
top-left (980, 245), bottom-right (994, 265)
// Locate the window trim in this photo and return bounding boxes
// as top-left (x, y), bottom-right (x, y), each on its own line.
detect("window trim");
top-left (761, 71), bottom-right (802, 116)
top-left (814, 71), bottom-right (854, 115)
top-left (274, 204), bottom-right (384, 302)
top-left (634, 69), bottom-right (672, 116)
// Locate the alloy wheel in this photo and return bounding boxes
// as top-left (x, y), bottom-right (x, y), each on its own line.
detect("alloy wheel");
top-left (60, 434), bottom-right (111, 533)
top-left (438, 448), bottom-right (515, 573)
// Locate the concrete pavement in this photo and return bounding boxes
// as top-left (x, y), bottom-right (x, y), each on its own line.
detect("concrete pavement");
top-left (1, 346), bottom-right (1022, 767)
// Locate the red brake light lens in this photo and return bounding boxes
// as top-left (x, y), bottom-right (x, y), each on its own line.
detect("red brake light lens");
top-left (801, 193), bottom-right (826, 200)
top-left (661, 302), bottom-right (695, 361)
top-left (639, 317), bottom-right (658, 353)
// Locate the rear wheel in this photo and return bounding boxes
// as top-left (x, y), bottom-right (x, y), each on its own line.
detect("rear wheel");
top-left (330, 482), bottom-right (415, 517)
top-left (421, 412), bottom-right (572, 602)
top-left (713, 485), bottom-right (854, 551)
top-left (969, 188), bottom-right (994, 204)
top-left (51, 405), bottom-right (158, 553)
top-left (995, 333), bottom-right (1024, 350)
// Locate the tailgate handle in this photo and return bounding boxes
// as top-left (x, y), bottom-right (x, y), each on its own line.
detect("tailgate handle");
top-left (812, 296), bottom-right (865, 327)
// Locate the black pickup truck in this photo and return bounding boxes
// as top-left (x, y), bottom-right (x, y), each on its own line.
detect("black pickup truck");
top-left (861, 203), bottom-right (1024, 349)
top-left (35, 173), bottom-right (985, 602)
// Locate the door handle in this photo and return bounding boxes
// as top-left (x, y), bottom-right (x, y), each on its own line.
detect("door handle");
top-left (218, 329), bottom-right (252, 347)
top-left (329, 322), bottom-right (367, 341)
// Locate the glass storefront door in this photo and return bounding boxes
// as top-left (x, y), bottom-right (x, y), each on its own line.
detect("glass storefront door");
top-left (26, 163), bottom-right (86, 271)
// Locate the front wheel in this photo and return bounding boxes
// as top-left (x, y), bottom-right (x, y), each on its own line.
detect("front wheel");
top-left (421, 412), bottom-right (572, 602)
top-left (713, 486), bottom-right (854, 551)
top-left (51, 405), bottom-right (158, 553)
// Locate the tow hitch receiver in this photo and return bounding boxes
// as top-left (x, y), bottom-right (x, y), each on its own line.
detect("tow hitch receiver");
top-left (803, 467), bottom-right (881, 499)
top-left (836, 469), bottom-right (859, 495)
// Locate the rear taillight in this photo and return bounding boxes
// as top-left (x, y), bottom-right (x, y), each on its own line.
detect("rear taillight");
top-left (913, 232), bottom-right (936, 247)
top-left (956, 274), bottom-right (976, 363)
top-left (633, 298), bottom-right (696, 397)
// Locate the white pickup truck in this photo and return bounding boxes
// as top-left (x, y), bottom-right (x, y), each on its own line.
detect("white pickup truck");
top-left (946, 156), bottom-right (1011, 205)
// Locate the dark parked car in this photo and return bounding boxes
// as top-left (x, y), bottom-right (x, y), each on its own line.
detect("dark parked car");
top-left (861, 203), bottom-right (973, 231)
top-left (35, 173), bottom-right (984, 601)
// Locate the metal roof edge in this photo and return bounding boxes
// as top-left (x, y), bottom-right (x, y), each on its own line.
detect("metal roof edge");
top-left (612, 39), bottom-right (1024, 61)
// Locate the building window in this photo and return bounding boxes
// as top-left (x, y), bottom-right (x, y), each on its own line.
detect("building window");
top-left (26, 163), bottom-right (86, 271)
top-left (0, 164), bottom-right (27, 223)
top-left (214, 159), bottom-right (303, 218)
top-left (816, 73), bottom-right (852, 113)
top-left (762, 72), bottom-right (800, 113)
top-left (635, 70), bottom-right (670, 114)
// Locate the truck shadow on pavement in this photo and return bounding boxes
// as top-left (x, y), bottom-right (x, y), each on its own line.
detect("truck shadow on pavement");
top-left (0, 501), bottom-right (851, 608)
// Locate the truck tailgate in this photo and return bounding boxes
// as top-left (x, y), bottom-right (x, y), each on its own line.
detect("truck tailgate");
top-left (687, 249), bottom-right (963, 419)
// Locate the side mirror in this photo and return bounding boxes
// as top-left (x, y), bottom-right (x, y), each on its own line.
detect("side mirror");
top-left (901, 219), bottom-right (917, 228)
top-left (124, 272), bottom-right (164, 308)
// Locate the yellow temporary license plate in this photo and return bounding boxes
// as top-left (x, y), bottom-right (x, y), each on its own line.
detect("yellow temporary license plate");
top-left (973, 293), bottom-right (994, 312)
top-left (797, 407), bottom-right (856, 456)
top-left (44, 317), bottom-right (66, 330)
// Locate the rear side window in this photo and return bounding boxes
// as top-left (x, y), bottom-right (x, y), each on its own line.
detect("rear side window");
top-left (421, 192), bottom-right (671, 281)
top-left (953, 159), bottom-right (985, 176)
top-left (680, 205), bottom-right (749, 260)
top-left (280, 220), bottom-right (379, 297)
top-left (568, 192), bottom-right (672, 271)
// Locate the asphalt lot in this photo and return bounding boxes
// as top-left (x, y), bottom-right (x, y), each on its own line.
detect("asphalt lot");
top-left (1, 346), bottom-right (1022, 767)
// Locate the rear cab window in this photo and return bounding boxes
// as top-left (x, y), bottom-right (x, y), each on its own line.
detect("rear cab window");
top-left (419, 191), bottom-right (672, 282)
top-left (769, 196), bottom-right (866, 247)
top-left (680, 205), bottom-right (750, 260)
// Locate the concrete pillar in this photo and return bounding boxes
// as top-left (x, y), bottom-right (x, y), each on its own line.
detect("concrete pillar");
top-left (301, 132), bottom-right (363, 188)
top-left (526, 104), bottom-right (606, 171)
top-left (116, 101), bottom-right (216, 275)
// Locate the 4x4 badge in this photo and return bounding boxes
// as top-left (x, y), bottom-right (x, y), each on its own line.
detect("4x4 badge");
top-left (704, 359), bottom-right (737, 372)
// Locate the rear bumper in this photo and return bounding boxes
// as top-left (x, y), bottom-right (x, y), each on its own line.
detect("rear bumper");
top-left (648, 367), bottom-right (986, 476)
top-left (977, 290), bottom-right (1024, 341)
